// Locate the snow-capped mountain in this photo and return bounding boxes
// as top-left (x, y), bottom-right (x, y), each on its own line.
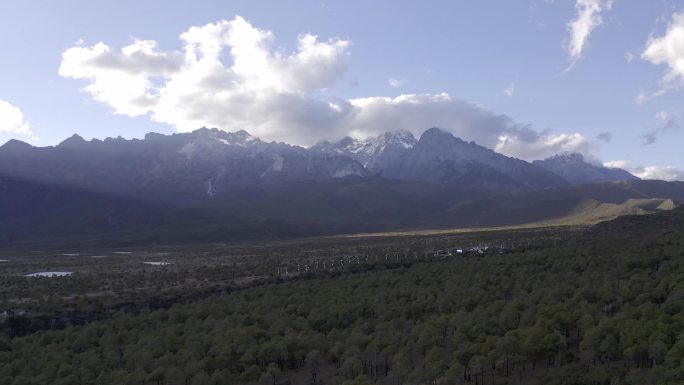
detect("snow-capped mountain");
top-left (533, 153), bottom-right (638, 185)
top-left (379, 127), bottom-right (569, 189)
top-left (0, 127), bottom-right (642, 206)
top-left (0, 127), bottom-right (678, 246)
top-left (0, 127), bottom-right (367, 202)
top-left (312, 128), bottom-right (568, 189)
top-left (311, 130), bottom-right (417, 172)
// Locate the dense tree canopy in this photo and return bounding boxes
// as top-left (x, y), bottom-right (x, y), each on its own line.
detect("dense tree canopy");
top-left (3, 211), bottom-right (684, 384)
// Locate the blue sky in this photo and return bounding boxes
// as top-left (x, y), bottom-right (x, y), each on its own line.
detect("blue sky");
top-left (1, 0), bottom-right (683, 179)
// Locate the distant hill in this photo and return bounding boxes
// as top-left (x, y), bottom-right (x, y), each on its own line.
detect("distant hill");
top-left (533, 152), bottom-right (638, 184)
top-left (540, 198), bottom-right (675, 226)
top-left (0, 128), bottom-right (678, 246)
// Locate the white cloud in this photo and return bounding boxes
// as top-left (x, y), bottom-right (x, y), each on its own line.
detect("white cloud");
top-left (603, 160), bottom-right (630, 169)
top-left (0, 100), bottom-right (33, 137)
top-left (59, 40), bottom-right (183, 116)
top-left (388, 77), bottom-right (407, 87)
top-left (496, 132), bottom-right (592, 161)
top-left (504, 82), bottom-right (515, 97)
top-left (565, 0), bottom-right (613, 68)
top-left (603, 160), bottom-right (684, 181)
top-left (642, 12), bottom-right (684, 93)
top-left (634, 166), bottom-right (684, 181)
top-left (60, 16), bottom-right (352, 144)
top-left (59, 16), bottom-right (592, 158)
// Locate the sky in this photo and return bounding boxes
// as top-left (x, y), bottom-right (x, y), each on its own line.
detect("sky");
top-left (1, 0), bottom-right (683, 179)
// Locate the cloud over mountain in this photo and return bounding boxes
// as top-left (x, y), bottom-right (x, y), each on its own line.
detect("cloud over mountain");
top-left (59, 16), bottom-right (590, 159)
top-left (604, 160), bottom-right (684, 181)
top-left (0, 100), bottom-right (33, 138)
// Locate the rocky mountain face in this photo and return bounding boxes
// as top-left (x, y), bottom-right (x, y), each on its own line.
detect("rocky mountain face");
top-left (533, 153), bottom-right (638, 185)
top-left (0, 127), bottom-right (656, 246)
top-left (0, 128), bottom-right (367, 203)
top-left (311, 130), bottom-right (417, 173)
top-left (0, 128), bottom-right (640, 200)
top-left (312, 127), bottom-right (575, 189)
top-left (380, 127), bottom-right (571, 189)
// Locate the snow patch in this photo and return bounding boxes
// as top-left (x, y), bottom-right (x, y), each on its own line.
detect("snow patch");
top-left (260, 154), bottom-right (284, 177)
top-left (179, 142), bottom-right (196, 159)
top-left (333, 167), bottom-right (362, 178)
top-left (271, 154), bottom-right (284, 171)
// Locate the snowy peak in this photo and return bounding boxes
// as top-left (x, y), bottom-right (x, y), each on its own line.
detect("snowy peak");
top-left (192, 127), bottom-right (259, 147)
top-left (377, 130), bottom-right (418, 150)
top-left (311, 130), bottom-right (417, 171)
top-left (542, 152), bottom-right (588, 166)
top-left (383, 127), bottom-right (568, 189)
top-left (534, 153), bottom-right (638, 185)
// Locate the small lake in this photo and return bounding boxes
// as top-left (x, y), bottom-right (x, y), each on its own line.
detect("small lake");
top-left (25, 271), bottom-right (73, 277)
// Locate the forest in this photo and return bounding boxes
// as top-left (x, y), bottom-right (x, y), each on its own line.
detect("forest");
top-left (2, 208), bottom-right (684, 385)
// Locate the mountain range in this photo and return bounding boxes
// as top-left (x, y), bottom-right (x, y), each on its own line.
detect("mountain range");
top-left (1, 126), bottom-right (680, 247)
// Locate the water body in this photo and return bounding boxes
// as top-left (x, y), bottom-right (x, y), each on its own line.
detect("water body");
top-left (25, 272), bottom-right (73, 277)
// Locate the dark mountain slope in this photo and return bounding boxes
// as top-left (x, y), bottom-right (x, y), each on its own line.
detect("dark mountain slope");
top-left (0, 128), bottom-right (367, 204)
top-left (0, 173), bottom-right (167, 244)
top-left (2, 174), bottom-right (683, 247)
top-left (533, 153), bottom-right (638, 184)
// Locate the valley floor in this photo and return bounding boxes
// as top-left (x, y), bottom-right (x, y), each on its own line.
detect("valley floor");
top-left (2, 211), bottom-right (684, 385)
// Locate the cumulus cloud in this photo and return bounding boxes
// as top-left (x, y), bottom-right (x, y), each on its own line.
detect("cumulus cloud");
top-left (565, 0), bottom-right (613, 68)
top-left (634, 166), bottom-right (684, 181)
top-left (642, 111), bottom-right (679, 145)
top-left (605, 160), bottom-right (684, 181)
top-left (59, 16), bottom-right (592, 157)
top-left (60, 40), bottom-right (183, 116)
top-left (60, 16), bottom-right (352, 144)
top-left (642, 12), bottom-right (684, 93)
top-left (0, 100), bottom-right (33, 137)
